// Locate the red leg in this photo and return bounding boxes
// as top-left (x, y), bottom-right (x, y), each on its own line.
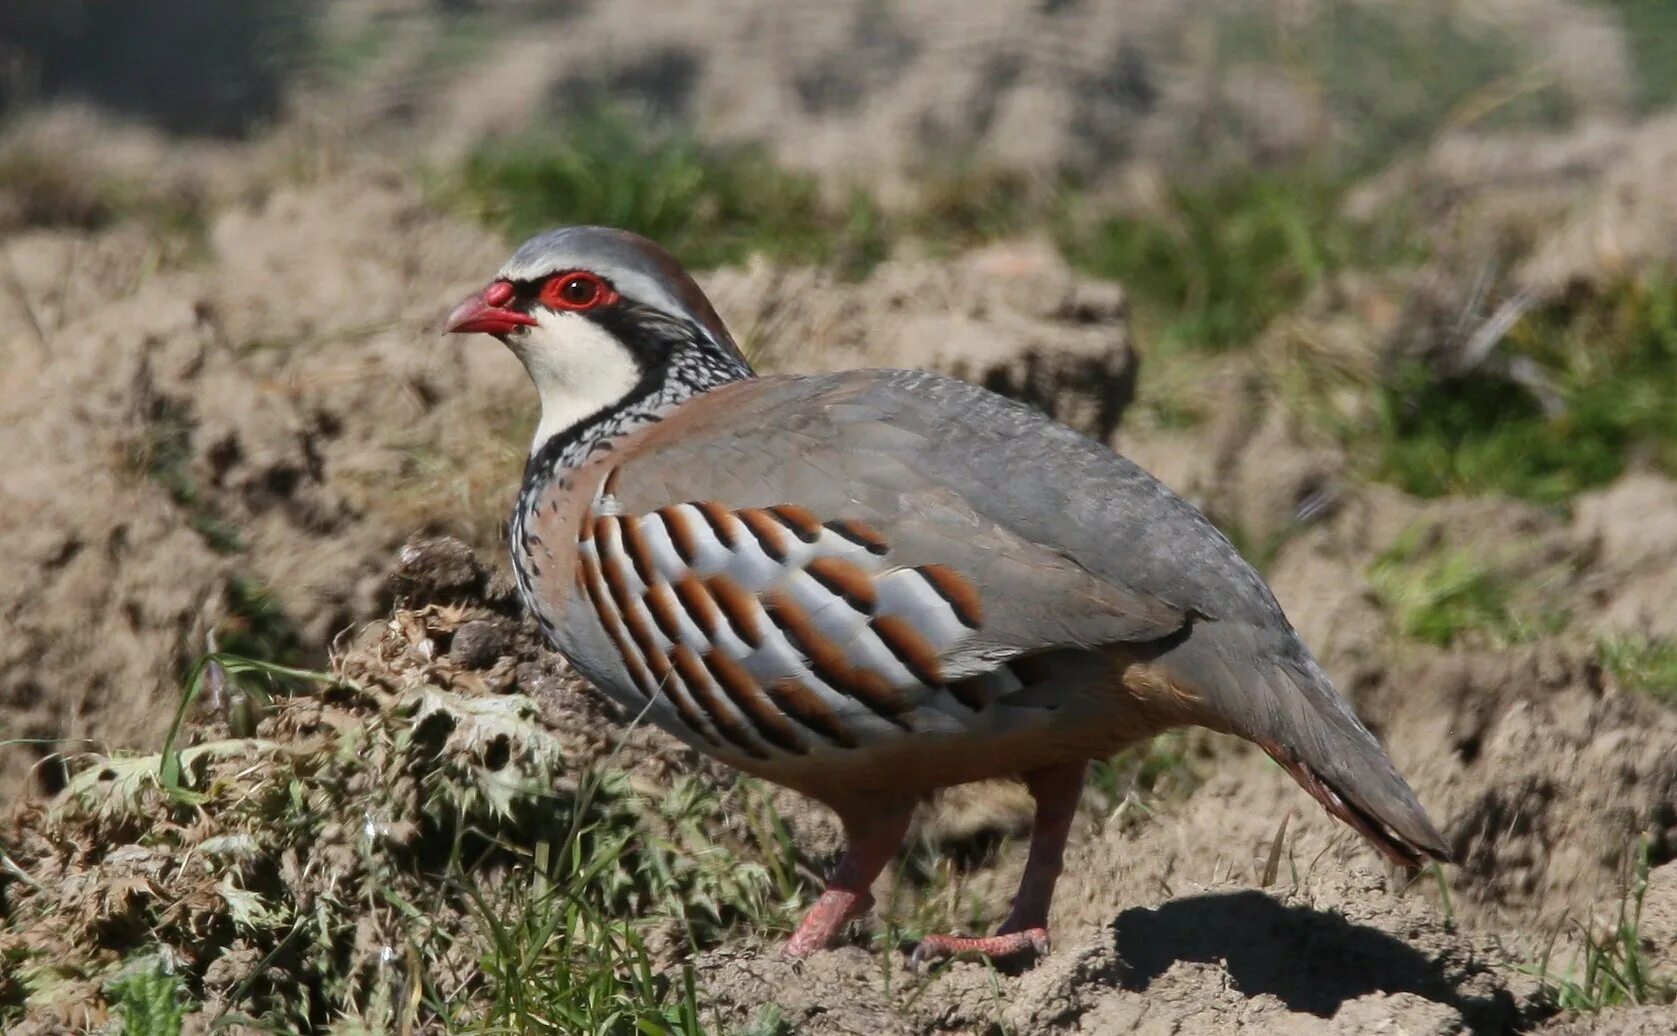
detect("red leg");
top-left (783, 804), bottom-right (915, 958)
top-left (912, 761), bottom-right (1085, 968)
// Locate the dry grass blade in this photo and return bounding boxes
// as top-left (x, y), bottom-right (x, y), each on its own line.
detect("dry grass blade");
top-left (1261, 810), bottom-right (1293, 888)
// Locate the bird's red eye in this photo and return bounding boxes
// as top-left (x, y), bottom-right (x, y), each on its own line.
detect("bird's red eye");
top-left (541, 272), bottom-right (612, 311)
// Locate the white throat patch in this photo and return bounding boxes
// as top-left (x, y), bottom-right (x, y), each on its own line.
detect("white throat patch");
top-left (511, 309), bottom-right (642, 449)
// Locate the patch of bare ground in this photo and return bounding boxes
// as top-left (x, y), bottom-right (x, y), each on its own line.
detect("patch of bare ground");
top-left (699, 863), bottom-right (1534, 1035)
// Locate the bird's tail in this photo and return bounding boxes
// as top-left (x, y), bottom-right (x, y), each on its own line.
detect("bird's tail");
top-left (1251, 735), bottom-right (1447, 869)
top-left (1164, 624), bottom-right (1451, 869)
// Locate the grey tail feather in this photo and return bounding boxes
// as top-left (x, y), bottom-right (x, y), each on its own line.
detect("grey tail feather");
top-left (1257, 656), bottom-right (1452, 869)
top-left (1170, 627), bottom-right (1451, 869)
top-left (1255, 737), bottom-right (1451, 869)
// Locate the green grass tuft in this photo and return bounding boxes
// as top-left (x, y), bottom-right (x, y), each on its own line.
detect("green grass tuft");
top-left (1061, 172), bottom-right (1409, 353)
top-left (0, 143), bottom-right (210, 260)
top-left (1596, 635), bottom-right (1677, 706)
top-left (0, 636), bottom-right (817, 1031)
top-left (1530, 840), bottom-right (1677, 1012)
top-left (453, 110), bottom-right (890, 277)
top-left (1371, 276), bottom-right (1677, 502)
top-left (737, 1005), bottom-right (795, 1036)
top-left (1366, 526), bottom-right (1552, 647)
top-left (216, 575), bottom-right (305, 669)
top-left (109, 957), bottom-right (189, 1036)
top-left (1085, 731), bottom-right (1202, 819)
top-left (903, 165), bottom-right (1037, 251)
top-left (448, 835), bottom-right (709, 1034)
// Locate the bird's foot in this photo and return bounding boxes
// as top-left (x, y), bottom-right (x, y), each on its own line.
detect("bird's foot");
top-left (909, 927), bottom-right (1051, 971)
top-left (782, 888), bottom-right (875, 959)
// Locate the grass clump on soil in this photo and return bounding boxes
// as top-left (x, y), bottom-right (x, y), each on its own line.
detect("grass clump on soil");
top-left (1366, 525), bottom-right (1555, 647)
top-left (109, 957), bottom-right (191, 1036)
top-left (0, 145), bottom-right (127, 231)
top-left (1060, 172), bottom-right (1383, 355)
top-left (1056, 0), bottom-right (1570, 358)
top-left (1596, 635), bottom-right (1677, 706)
top-left (0, 599), bottom-right (809, 1033)
top-left (452, 110), bottom-right (1051, 281)
top-left (1531, 841), bottom-right (1677, 1012)
top-left (453, 110), bottom-right (891, 278)
top-left (1085, 730), bottom-right (1204, 821)
top-left (1369, 275), bottom-right (1677, 503)
top-left (214, 574), bottom-right (306, 677)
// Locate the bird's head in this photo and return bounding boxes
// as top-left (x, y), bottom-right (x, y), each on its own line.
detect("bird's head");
top-left (446, 226), bottom-right (753, 449)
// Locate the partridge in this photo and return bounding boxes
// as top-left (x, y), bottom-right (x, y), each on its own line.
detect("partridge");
top-left (445, 226), bottom-right (1449, 965)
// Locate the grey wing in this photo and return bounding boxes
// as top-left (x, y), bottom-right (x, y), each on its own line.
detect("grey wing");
top-left (618, 367), bottom-right (1284, 636)
top-left (834, 369), bottom-right (1290, 627)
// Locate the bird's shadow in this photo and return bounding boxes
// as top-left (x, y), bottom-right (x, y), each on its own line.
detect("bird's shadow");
top-left (1106, 890), bottom-right (1522, 1031)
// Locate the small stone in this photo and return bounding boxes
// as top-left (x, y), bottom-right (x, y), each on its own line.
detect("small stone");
top-left (450, 620), bottom-right (506, 669)
top-left (389, 536), bottom-right (486, 605)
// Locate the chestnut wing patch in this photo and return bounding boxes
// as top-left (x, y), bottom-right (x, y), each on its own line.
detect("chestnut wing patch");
top-left (576, 492), bottom-right (988, 760)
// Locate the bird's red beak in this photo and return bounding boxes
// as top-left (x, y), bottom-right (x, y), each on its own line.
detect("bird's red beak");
top-left (445, 280), bottom-right (537, 336)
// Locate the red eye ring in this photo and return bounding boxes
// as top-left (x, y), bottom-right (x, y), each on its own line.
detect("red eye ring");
top-left (540, 271), bottom-right (615, 311)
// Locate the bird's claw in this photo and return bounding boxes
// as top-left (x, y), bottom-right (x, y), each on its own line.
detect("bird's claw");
top-left (909, 927), bottom-right (1051, 972)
